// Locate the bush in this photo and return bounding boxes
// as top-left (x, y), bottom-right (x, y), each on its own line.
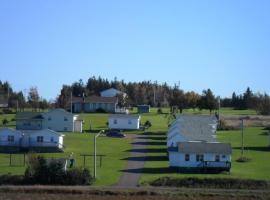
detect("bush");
top-left (217, 119), bottom-right (236, 131)
top-left (65, 168), bottom-right (93, 185)
top-left (236, 157), bottom-right (252, 163)
top-left (96, 108), bottom-right (106, 113)
top-left (0, 174), bottom-right (24, 185)
top-left (157, 108), bottom-right (163, 114)
top-left (2, 118), bottom-right (9, 126)
top-left (144, 120), bottom-right (152, 129)
top-left (149, 177), bottom-right (270, 190)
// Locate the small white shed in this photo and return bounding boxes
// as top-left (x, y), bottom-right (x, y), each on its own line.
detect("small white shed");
top-left (108, 114), bottom-right (141, 130)
top-left (0, 128), bottom-right (22, 146)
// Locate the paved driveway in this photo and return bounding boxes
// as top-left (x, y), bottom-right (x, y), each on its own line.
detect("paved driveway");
top-left (116, 134), bottom-right (147, 187)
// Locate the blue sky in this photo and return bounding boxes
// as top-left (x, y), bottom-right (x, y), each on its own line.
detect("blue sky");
top-left (0, 0), bottom-right (269, 100)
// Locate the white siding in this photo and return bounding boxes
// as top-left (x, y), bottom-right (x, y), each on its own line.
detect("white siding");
top-left (108, 117), bottom-right (140, 130)
top-left (167, 133), bottom-right (187, 147)
top-left (42, 110), bottom-right (74, 132)
top-left (0, 129), bottom-right (22, 146)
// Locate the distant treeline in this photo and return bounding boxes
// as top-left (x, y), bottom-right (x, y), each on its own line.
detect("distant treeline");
top-left (1, 77), bottom-right (270, 115)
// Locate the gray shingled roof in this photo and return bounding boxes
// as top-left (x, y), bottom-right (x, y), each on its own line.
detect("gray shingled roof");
top-left (109, 114), bottom-right (140, 119)
top-left (16, 112), bottom-right (44, 120)
top-left (177, 142), bottom-right (232, 154)
top-left (169, 115), bottom-right (217, 142)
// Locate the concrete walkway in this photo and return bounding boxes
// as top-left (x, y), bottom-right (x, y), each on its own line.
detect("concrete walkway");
top-left (117, 134), bottom-right (147, 187)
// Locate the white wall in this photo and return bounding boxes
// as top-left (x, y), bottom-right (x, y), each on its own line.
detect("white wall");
top-left (169, 152), bottom-right (231, 168)
top-left (42, 110), bottom-right (74, 132)
top-left (108, 117), bottom-right (140, 130)
top-left (167, 132), bottom-right (187, 147)
top-left (0, 129), bottom-right (22, 146)
top-left (29, 130), bottom-right (63, 148)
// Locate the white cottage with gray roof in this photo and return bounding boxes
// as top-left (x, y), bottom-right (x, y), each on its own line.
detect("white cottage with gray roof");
top-left (167, 115), bottom-right (217, 148)
top-left (108, 114), bottom-right (141, 130)
top-left (168, 141), bottom-right (231, 171)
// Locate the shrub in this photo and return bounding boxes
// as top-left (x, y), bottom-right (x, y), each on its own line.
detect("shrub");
top-left (65, 168), bottom-right (93, 185)
top-left (236, 157), bottom-right (252, 163)
top-left (2, 108), bottom-right (13, 114)
top-left (0, 174), bottom-right (24, 185)
top-left (2, 118), bottom-right (9, 126)
top-left (144, 120), bottom-right (152, 129)
top-left (96, 108), bottom-right (106, 113)
top-left (157, 108), bottom-right (163, 114)
top-left (149, 177), bottom-right (270, 190)
top-left (217, 119), bottom-right (236, 131)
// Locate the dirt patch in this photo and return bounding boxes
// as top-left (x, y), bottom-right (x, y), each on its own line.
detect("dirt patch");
top-left (221, 115), bottom-right (270, 128)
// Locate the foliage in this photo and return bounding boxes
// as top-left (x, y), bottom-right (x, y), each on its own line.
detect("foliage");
top-left (217, 119), bottom-right (237, 131)
top-left (149, 177), bottom-right (270, 189)
top-left (157, 108), bottom-right (163, 114)
top-left (144, 120), bottom-right (152, 129)
top-left (198, 89), bottom-right (218, 114)
top-left (2, 118), bottom-right (9, 126)
top-left (65, 168), bottom-right (93, 185)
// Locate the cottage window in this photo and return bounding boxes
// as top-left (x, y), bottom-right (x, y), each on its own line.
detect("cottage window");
top-left (64, 127), bottom-right (67, 131)
top-left (48, 117), bottom-right (51, 121)
top-left (64, 117), bottom-right (68, 121)
top-left (8, 135), bottom-right (14, 142)
top-left (128, 120), bottom-right (132, 125)
top-left (37, 136), bottom-right (43, 143)
top-left (114, 119), bottom-right (118, 124)
top-left (215, 155), bottom-right (220, 162)
top-left (50, 137), bottom-right (54, 142)
top-left (222, 155), bottom-right (226, 159)
top-left (196, 154), bottom-right (204, 162)
top-left (185, 154), bottom-right (190, 161)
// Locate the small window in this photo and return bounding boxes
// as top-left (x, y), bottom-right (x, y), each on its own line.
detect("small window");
top-left (64, 117), bottom-right (68, 121)
top-left (8, 135), bottom-right (14, 142)
top-left (48, 117), bottom-right (51, 121)
top-left (128, 120), bottom-right (132, 125)
top-left (50, 137), bottom-right (54, 142)
top-left (113, 119), bottom-right (118, 124)
top-left (185, 154), bottom-right (190, 161)
top-left (196, 154), bottom-right (204, 162)
top-left (64, 127), bottom-right (67, 131)
top-left (215, 155), bottom-right (220, 162)
top-left (37, 136), bottom-right (43, 143)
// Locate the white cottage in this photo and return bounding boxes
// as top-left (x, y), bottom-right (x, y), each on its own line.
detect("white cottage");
top-left (0, 128), bottom-right (22, 147)
top-left (100, 88), bottom-right (126, 98)
top-left (27, 129), bottom-right (64, 149)
top-left (16, 109), bottom-right (83, 133)
top-left (168, 141), bottom-right (231, 171)
top-left (108, 114), bottom-right (141, 130)
top-left (167, 115), bottom-right (217, 148)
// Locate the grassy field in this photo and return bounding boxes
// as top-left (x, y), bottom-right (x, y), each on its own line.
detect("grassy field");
top-left (0, 133), bottom-right (131, 186)
top-left (0, 107), bottom-right (269, 186)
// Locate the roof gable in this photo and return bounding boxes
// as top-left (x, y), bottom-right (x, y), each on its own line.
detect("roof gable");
top-left (177, 142), bottom-right (232, 154)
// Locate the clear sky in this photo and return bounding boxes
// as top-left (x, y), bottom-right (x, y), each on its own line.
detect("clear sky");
top-left (0, 0), bottom-right (269, 100)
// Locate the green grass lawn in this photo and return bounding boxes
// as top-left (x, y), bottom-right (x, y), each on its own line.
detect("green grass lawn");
top-left (0, 107), bottom-right (267, 186)
top-left (140, 126), bottom-right (270, 184)
top-left (0, 133), bottom-right (131, 186)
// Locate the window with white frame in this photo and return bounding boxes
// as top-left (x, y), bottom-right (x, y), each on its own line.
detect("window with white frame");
top-left (50, 137), bottom-right (54, 142)
top-left (113, 119), bottom-right (118, 124)
top-left (215, 155), bottom-right (220, 162)
top-left (8, 135), bottom-right (14, 142)
top-left (64, 117), bottom-right (68, 121)
top-left (37, 136), bottom-right (43, 143)
top-left (128, 119), bottom-right (132, 125)
top-left (48, 117), bottom-right (52, 121)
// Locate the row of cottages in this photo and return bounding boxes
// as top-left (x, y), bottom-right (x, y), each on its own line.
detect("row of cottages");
top-left (16, 109), bottom-right (83, 133)
top-left (0, 128), bottom-right (64, 153)
top-left (167, 115), bottom-right (232, 172)
top-left (108, 114), bottom-right (141, 130)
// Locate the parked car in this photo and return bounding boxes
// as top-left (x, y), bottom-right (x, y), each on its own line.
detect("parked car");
top-left (106, 130), bottom-right (126, 138)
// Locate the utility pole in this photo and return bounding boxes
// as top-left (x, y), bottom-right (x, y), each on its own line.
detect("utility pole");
top-left (70, 90), bottom-right (73, 114)
top-left (93, 130), bottom-right (104, 179)
top-left (153, 86), bottom-right (156, 107)
top-left (241, 119), bottom-right (244, 158)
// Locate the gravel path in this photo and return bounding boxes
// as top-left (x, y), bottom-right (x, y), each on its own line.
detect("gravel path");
top-left (116, 134), bottom-right (147, 187)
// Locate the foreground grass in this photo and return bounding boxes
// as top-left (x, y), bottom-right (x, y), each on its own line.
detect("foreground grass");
top-left (0, 133), bottom-right (131, 186)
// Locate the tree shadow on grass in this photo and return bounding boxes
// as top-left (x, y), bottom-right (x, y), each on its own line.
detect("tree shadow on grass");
top-left (132, 141), bottom-right (167, 146)
top-left (260, 132), bottom-right (269, 136)
top-left (139, 136), bottom-right (166, 141)
top-left (121, 156), bottom-right (168, 162)
top-left (142, 132), bottom-right (166, 136)
top-left (126, 148), bottom-right (167, 153)
top-left (233, 146), bottom-right (270, 152)
top-left (120, 167), bottom-right (176, 174)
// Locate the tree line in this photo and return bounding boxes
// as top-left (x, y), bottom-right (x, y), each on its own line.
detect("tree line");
top-left (1, 78), bottom-right (269, 115)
